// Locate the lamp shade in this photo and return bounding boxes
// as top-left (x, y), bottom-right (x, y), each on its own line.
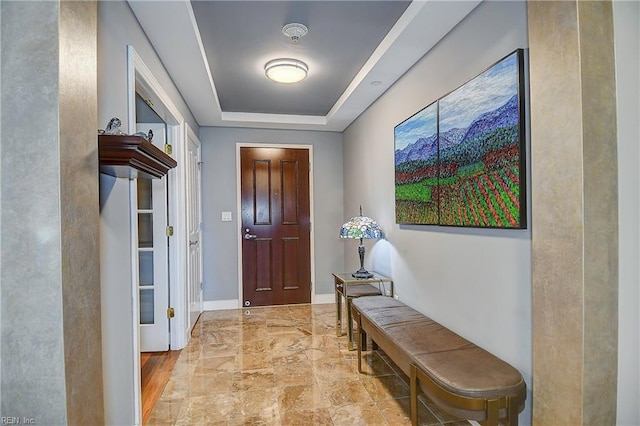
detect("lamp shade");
top-left (339, 215), bottom-right (383, 239)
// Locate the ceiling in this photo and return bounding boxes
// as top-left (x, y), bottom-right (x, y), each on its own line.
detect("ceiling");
top-left (128, 0), bottom-right (482, 132)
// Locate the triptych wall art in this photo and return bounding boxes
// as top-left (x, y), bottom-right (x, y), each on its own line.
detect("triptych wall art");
top-left (394, 49), bottom-right (526, 229)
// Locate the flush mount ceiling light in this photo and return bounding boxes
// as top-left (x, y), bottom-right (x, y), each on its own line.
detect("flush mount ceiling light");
top-left (264, 59), bottom-right (308, 84)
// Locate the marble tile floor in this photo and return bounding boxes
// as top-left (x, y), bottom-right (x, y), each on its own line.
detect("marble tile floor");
top-left (147, 303), bottom-right (470, 426)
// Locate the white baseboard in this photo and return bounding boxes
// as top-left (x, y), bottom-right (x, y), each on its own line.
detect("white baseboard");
top-left (203, 299), bottom-right (240, 311)
top-left (203, 295), bottom-right (333, 310)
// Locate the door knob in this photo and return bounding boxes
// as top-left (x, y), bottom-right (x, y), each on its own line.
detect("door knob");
top-left (244, 228), bottom-right (257, 240)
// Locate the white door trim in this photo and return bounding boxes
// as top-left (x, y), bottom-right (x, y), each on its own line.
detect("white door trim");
top-left (235, 143), bottom-right (316, 307)
top-left (126, 45), bottom-right (188, 425)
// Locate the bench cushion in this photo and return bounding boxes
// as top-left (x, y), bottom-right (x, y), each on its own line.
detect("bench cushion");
top-left (343, 283), bottom-right (382, 297)
top-left (351, 294), bottom-right (403, 310)
top-left (353, 296), bottom-right (475, 376)
top-left (413, 347), bottom-right (525, 399)
top-left (351, 296), bottom-right (526, 422)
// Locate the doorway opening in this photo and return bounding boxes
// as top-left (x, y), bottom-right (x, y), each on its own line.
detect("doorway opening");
top-left (127, 45), bottom-right (202, 424)
top-left (135, 92), bottom-right (177, 424)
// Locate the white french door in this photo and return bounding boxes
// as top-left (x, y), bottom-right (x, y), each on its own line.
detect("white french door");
top-left (186, 126), bottom-right (203, 331)
top-left (136, 122), bottom-right (170, 352)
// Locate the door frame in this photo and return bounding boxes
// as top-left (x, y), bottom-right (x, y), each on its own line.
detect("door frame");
top-left (127, 46), bottom-right (190, 424)
top-left (236, 143), bottom-right (316, 307)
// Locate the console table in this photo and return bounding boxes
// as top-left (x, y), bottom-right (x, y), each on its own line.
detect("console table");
top-left (333, 272), bottom-right (393, 350)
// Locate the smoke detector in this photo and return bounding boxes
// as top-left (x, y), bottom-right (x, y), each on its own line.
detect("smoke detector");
top-left (282, 23), bottom-right (308, 44)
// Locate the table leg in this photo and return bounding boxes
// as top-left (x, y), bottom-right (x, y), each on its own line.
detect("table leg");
top-left (356, 312), bottom-right (362, 373)
top-left (335, 281), bottom-right (342, 337)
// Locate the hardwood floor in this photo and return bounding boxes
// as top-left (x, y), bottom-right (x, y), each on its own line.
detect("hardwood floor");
top-left (141, 350), bottom-right (181, 425)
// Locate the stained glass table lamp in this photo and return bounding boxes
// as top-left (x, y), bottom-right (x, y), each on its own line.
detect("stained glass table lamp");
top-left (339, 206), bottom-right (383, 278)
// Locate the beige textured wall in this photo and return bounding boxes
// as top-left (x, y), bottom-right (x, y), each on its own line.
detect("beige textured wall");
top-left (578, 3), bottom-right (619, 424)
top-left (1, 2), bottom-right (68, 421)
top-left (59, 1), bottom-right (104, 424)
top-left (0, 1), bottom-right (103, 423)
top-left (529, 1), bottom-right (618, 424)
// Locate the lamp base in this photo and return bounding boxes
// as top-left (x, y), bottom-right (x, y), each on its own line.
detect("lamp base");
top-left (352, 269), bottom-right (373, 279)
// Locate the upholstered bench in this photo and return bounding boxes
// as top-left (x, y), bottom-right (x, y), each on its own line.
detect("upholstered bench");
top-left (351, 296), bottom-right (526, 426)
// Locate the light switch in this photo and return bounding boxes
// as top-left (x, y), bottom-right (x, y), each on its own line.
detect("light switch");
top-left (221, 211), bottom-right (232, 222)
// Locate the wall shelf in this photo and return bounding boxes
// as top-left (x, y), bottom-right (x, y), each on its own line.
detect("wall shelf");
top-left (99, 135), bottom-right (177, 179)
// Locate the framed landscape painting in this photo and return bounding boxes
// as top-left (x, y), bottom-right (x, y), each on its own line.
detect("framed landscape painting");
top-left (394, 101), bottom-right (439, 225)
top-left (394, 49), bottom-right (526, 229)
top-left (438, 49), bottom-right (525, 228)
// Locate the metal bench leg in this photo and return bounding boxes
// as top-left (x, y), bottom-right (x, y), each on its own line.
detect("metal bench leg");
top-left (356, 312), bottom-right (363, 373)
top-left (360, 319), bottom-right (368, 352)
top-left (346, 297), bottom-right (355, 350)
top-left (506, 394), bottom-right (520, 426)
top-left (410, 364), bottom-right (418, 426)
top-left (480, 399), bottom-right (500, 426)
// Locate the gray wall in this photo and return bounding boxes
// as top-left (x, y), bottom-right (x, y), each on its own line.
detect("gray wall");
top-left (614, 0), bottom-right (640, 423)
top-left (97, 0), bottom-right (197, 133)
top-left (200, 127), bottom-right (344, 303)
top-left (97, 1), bottom-right (197, 423)
top-left (343, 1), bottom-right (533, 423)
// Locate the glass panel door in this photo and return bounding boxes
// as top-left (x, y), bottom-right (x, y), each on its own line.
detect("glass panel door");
top-left (135, 120), bottom-right (170, 352)
top-left (138, 179), bottom-right (155, 326)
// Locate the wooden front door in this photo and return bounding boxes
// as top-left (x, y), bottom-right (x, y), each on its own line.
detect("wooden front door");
top-left (240, 147), bottom-right (311, 307)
